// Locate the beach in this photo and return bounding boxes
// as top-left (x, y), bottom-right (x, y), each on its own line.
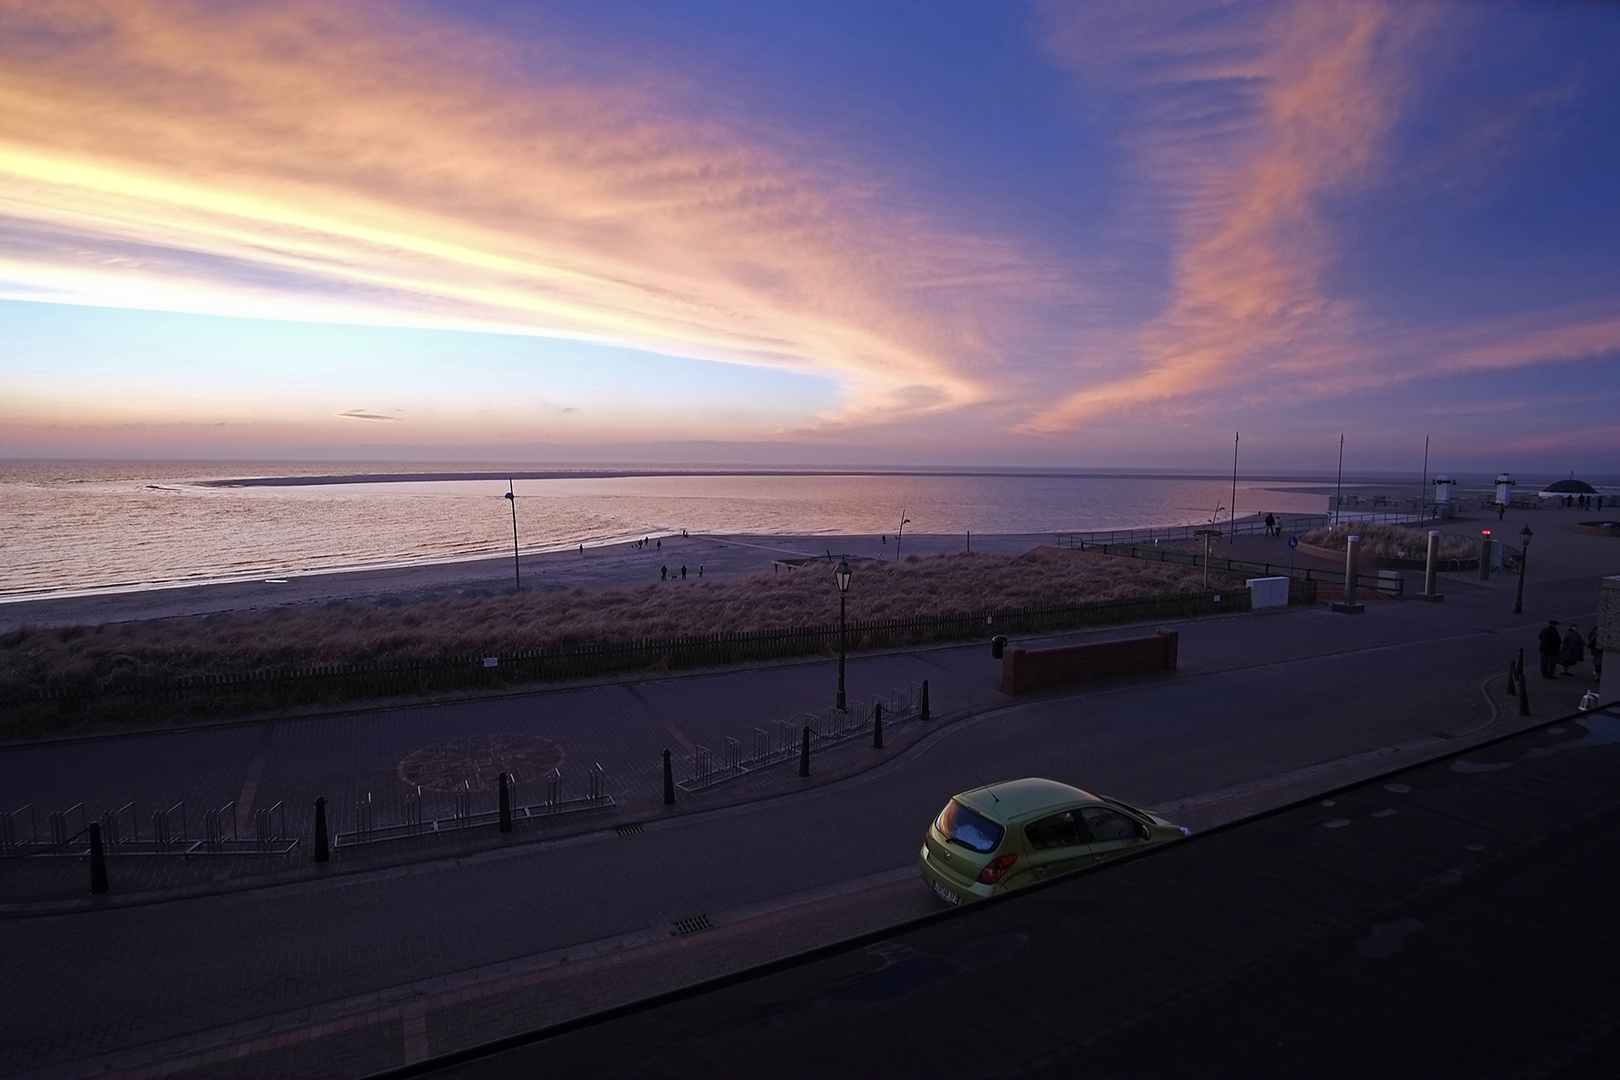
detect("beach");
top-left (0, 531), bottom-right (1057, 632)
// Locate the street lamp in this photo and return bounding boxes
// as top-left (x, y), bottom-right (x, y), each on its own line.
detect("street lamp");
top-left (503, 480), bottom-right (521, 594)
top-left (1514, 524), bottom-right (1533, 614)
top-left (834, 557), bottom-right (852, 711)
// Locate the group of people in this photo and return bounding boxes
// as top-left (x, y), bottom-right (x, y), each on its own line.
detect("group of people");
top-left (1538, 618), bottom-right (1603, 680)
top-left (659, 564), bottom-right (701, 581)
top-left (1263, 512), bottom-right (1279, 536)
top-left (1562, 494), bottom-right (1603, 510)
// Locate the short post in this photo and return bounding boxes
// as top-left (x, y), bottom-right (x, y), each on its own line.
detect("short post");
top-left (313, 796), bottom-right (330, 863)
top-left (920, 679), bottom-right (931, 721)
top-left (662, 749), bottom-right (676, 806)
top-left (1513, 525), bottom-right (1532, 614)
top-left (872, 702), bottom-right (884, 749)
top-left (799, 725), bottom-right (812, 778)
top-left (1519, 669), bottom-right (1531, 717)
top-left (1332, 535), bottom-right (1364, 614)
top-left (991, 635), bottom-right (1007, 660)
top-left (1479, 531), bottom-right (1493, 582)
top-left (498, 772), bottom-right (513, 833)
top-left (1418, 530), bottom-right (1443, 602)
top-left (88, 821), bottom-right (108, 895)
top-left (1506, 659), bottom-right (1517, 696)
top-left (1517, 647), bottom-right (1525, 684)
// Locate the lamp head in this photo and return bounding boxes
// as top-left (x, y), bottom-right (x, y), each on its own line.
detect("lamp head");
top-left (1520, 524), bottom-right (1533, 542)
top-left (834, 558), bottom-right (852, 593)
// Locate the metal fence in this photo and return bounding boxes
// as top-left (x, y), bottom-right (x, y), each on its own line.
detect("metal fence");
top-left (679, 683), bottom-right (926, 792)
top-left (1056, 509), bottom-right (1439, 549)
top-left (1061, 539), bottom-right (1399, 597)
top-left (3, 588), bottom-right (1253, 718)
top-left (332, 764), bottom-right (614, 848)
top-left (0, 796), bottom-right (297, 857)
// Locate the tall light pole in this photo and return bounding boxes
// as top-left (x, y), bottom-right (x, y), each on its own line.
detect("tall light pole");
top-left (834, 558), bottom-right (852, 711)
top-left (1333, 433), bottom-right (1345, 527)
top-left (1229, 431), bottom-right (1239, 541)
top-left (504, 480), bottom-right (521, 594)
top-left (896, 513), bottom-right (912, 561)
top-left (1514, 525), bottom-right (1532, 615)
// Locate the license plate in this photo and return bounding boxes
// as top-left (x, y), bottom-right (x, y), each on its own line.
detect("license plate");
top-left (931, 880), bottom-right (960, 906)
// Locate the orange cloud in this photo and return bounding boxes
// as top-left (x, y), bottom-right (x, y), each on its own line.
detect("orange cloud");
top-left (1025, 3), bottom-right (1413, 432)
top-left (0, 2), bottom-right (1034, 425)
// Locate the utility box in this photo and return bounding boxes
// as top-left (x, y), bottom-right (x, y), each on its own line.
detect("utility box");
top-left (1246, 576), bottom-right (1290, 609)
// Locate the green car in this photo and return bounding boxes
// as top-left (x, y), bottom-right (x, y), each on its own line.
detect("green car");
top-left (918, 777), bottom-right (1189, 905)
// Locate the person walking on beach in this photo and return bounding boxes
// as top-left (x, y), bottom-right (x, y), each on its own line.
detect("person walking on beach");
top-left (698, 564), bottom-right (704, 577)
top-left (1264, 512), bottom-right (1276, 536)
top-left (660, 565), bottom-right (668, 581)
top-left (1561, 623), bottom-right (1586, 677)
top-left (680, 565), bottom-right (687, 579)
top-left (1539, 619), bottom-right (1563, 678)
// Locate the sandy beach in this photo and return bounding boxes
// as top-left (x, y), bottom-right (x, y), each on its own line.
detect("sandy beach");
top-left (0, 531), bottom-right (1056, 632)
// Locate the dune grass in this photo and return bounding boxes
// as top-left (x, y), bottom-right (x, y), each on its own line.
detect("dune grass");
top-left (1, 547), bottom-right (1233, 694)
top-left (1299, 523), bottom-right (1477, 560)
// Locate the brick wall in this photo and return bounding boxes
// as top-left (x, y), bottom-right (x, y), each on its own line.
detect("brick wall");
top-left (999, 631), bottom-right (1179, 695)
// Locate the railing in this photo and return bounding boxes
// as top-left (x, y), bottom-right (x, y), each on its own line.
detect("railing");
top-left (1, 796), bottom-right (296, 857)
top-left (1057, 509), bottom-right (1439, 549)
top-left (2, 589), bottom-right (1254, 716)
top-left (1065, 538), bottom-right (1394, 596)
top-left (332, 764), bottom-right (614, 848)
top-left (679, 684), bottom-right (926, 792)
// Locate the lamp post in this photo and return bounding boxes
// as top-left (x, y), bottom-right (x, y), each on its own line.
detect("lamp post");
top-left (834, 557), bottom-right (852, 711)
top-left (503, 480), bottom-right (520, 593)
top-left (895, 513), bottom-right (912, 561)
top-left (1514, 525), bottom-right (1533, 615)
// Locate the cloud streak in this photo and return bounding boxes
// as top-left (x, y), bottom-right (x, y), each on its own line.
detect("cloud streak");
top-left (0, 1), bottom-right (1051, 426)
top-left (1025, 3), bottom-right (1413, 431)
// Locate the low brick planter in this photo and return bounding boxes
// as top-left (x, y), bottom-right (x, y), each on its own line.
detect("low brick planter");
top-left (1000, 631), bottom-right (1178, 695)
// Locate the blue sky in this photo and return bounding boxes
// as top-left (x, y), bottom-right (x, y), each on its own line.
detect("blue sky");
top-left (0, 1), bottom-right (1616, 472)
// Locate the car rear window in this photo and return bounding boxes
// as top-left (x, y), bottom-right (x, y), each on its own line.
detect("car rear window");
top-left (937, 799), bottom-right (1006, 854)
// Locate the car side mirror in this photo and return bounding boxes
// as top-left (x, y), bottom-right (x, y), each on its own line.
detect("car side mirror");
top-left (1138, 824), bottom-right (1151, 840)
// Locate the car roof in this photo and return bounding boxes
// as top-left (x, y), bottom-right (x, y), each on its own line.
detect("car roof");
top-left (954, 778), bottom-right (1098, 822)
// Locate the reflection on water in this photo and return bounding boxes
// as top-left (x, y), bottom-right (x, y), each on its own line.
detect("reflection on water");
top-left (0, 461), bottom-right (1327, 598)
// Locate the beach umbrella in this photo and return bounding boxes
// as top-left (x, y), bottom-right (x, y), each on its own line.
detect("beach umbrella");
top-left (1537, 477), bottom-right (1598, 498)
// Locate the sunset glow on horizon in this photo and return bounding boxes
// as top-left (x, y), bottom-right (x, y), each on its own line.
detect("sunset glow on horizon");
top-left (2, 1), bottom-right (1617, 472)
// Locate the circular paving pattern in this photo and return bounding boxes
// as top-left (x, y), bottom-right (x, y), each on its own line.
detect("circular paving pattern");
top-left (397, 734), bottom-right (565, 792)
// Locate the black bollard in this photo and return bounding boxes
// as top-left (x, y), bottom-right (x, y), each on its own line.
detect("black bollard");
top-left (498, 772), bottom-right (513, 833)
top-left (873, 702), bottom-right (885, 749)
top-left (313, 796), bottom-right (330, 863)
top-left (1506, 660), bottom-right (1517, 696)
top-left (1519, 670), bottom-right (1532, 717)
top-left (799, 725), bottom-right (812, 778)
top-left (991, 635), bottom-right (1007, 660)
top-left (920, 679), bottom-right (931, 722)
top-left (662, 749), bottom-right (676, 806)
top-left (88, 821), bottom-right (108, 895)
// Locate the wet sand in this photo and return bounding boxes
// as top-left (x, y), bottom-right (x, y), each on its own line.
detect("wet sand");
top-left (0, 531), bottom-right (1053, 632)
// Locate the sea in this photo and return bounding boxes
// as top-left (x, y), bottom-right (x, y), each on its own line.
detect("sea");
top-left (0, 460), bottom-right (1383, 601)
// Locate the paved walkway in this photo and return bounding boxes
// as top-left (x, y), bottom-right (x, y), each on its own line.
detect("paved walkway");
top-left (0, 506), bottom-right (1612, 1078)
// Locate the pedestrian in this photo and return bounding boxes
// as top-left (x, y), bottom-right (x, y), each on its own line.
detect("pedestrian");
top-left (657, 539), bottom-right (661, 551)
top-left (1497, 502), bottom-right (1506, 521)
top-left (1589, 625), bottom-right (1603, 682)
top-left (1561, 623), bottom-right (1585, 677)
top-left (698, 564), bottom-right (704, 577)
top-left (1264, 512), bottom-right (1276, 536)
top-left (680, 565), bottom-right (687, 579)
top-left (579, 544), bottom-right (583, 555)
top-left (1539, 619), bottom-right (1562, 679)
top-left (660, 565), bottom-right (668, 581)
top-left (882, 535), bottom-right (887, 544)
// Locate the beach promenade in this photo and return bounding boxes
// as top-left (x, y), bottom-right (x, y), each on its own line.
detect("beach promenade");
top-left (0, 508), bottom-right (1612, 1078)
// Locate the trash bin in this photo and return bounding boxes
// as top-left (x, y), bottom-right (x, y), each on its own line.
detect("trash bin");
top-left (991, 635), bottom-right (1008, 660)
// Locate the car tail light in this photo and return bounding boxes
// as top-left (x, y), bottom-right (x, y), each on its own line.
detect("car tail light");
top-left (977, 854), bottom-right (1018, 884)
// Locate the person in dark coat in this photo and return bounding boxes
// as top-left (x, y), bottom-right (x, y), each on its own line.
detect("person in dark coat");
top-left (1264, 512), bottom-right (1276, 536)
top-left (1539, 619), bottom-right (1563, 678)
top-left (1561, 623), bottom-right (1586, 676)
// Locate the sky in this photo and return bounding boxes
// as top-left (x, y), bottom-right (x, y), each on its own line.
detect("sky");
top-left (1, 1), bottom-right (1618, 473)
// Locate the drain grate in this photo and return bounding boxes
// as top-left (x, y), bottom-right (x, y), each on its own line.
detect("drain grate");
top-left (615, 823), bottom-right (644, 836)
top-left (671, 914), bottom-right (712, 936)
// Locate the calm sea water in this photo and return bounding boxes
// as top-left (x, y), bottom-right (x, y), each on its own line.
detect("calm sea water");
top-left (0, 461), bottom-right (1334, 599)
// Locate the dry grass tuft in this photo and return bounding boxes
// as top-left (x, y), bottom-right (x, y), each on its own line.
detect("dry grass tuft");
top-left (0, 548), bottom-right (1231, 691)
top-left (1300, 524), bottom-right (1476, 560)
